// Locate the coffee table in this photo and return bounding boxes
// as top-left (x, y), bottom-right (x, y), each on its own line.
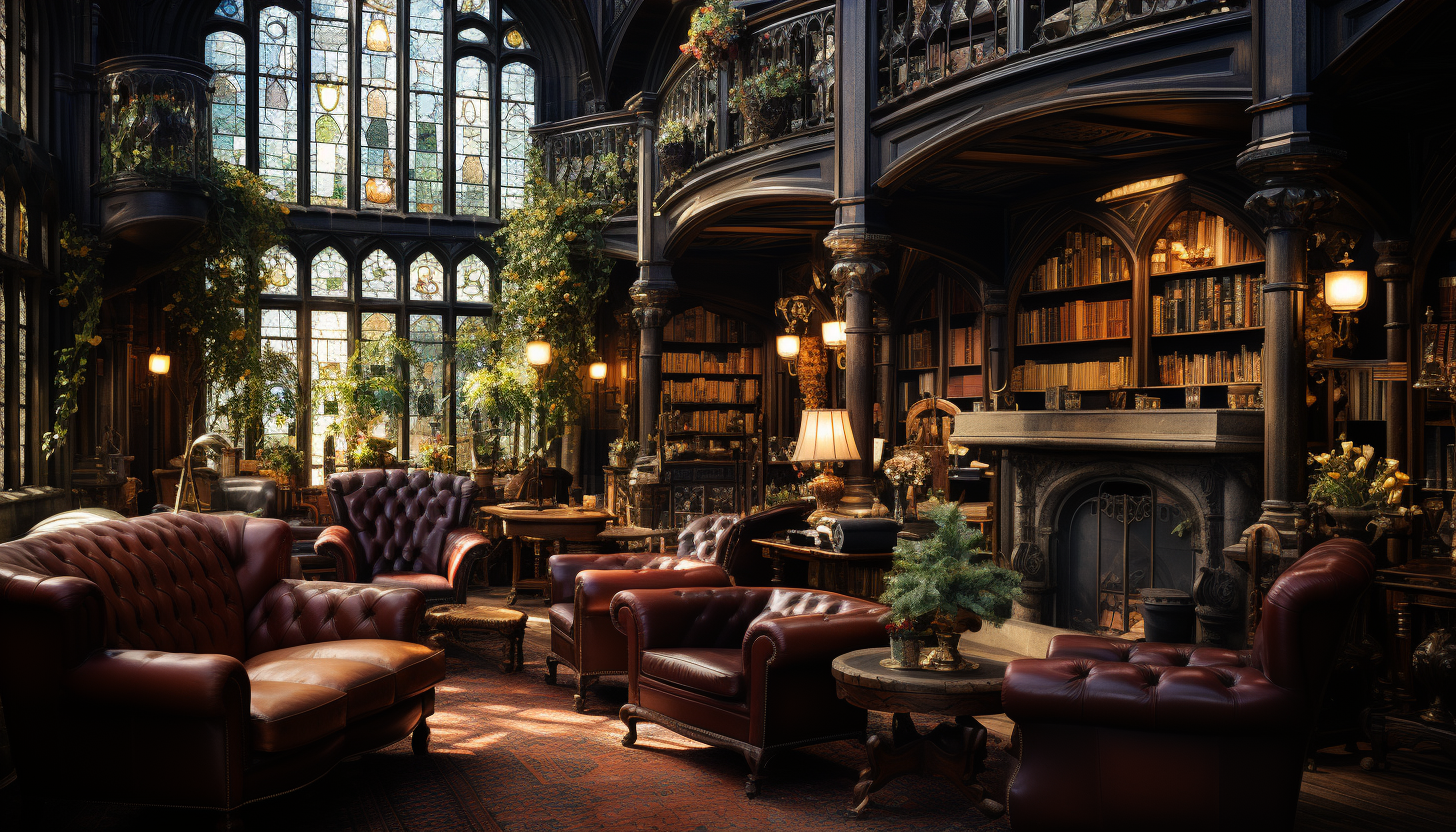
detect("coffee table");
top-left (831, 646), bottom-right (1008, 818)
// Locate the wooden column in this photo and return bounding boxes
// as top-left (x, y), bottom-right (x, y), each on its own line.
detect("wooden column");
top-left (876, 303), bottom-right (894, 441)
top-left (983, 288), bottom-right (1008, 409)
top-left (627, 92), bottom-right (676, 461)
top-left (1379, 240), bottom-right (1413, 565)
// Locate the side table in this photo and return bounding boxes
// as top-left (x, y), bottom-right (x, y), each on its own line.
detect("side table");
top-left (831, 647), bottom-right (1008, 818)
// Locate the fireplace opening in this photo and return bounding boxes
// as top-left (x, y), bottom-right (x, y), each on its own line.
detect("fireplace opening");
top-left (1054, 479), bottom-right (1195, 636)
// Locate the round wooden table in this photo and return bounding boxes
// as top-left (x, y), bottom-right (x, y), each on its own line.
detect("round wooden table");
top-left (831, 646), bottom-right (1008, 818)
top-left (480, 505), bottom-right (613, 603)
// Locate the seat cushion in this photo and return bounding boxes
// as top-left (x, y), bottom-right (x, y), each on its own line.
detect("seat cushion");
top-left (245, 656), bottom-right (397, 720)
top-left (640, 647), bottom-right (745, 699)
top-left (549, 602), bottom-right (574, 635)
top-left (249, 680), bottom-right (348, 753)
top-left (247, 639), bottom-right (446, 703)
top-left (1046, 634), bottom-right (1254, 668)
top-left (371, 571), bottom-right (455, 595)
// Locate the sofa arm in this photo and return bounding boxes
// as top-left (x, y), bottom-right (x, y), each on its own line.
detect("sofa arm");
top-left (550, 553), bottom-right (664, 605)
top-left (67, 649), bottom-right (250, 719)
top-left (743, 609), bottom-right (887, 673)
top-left (443, 526), bottom-right (491, 603)
top-left (611, 586), bottom-right (754, 650)
top-left (578, 564), bottom-right (729, 616)
top-left (245, 580), bottom-right (426, 654)
top-left (1002, 658), bottom-right (1302, 735)
top-left (315, 525), bottom-right (361, 583)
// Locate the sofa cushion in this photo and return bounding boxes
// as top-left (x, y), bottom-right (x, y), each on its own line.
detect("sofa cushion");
top-left (247, 639), bottom-right (446, 703)
top-left (549, 602), bottom-right (574, 634)
top-left (249, 680), bottom-right (348, 753)
top-left (245, 656), bottom-right (396, 720)
top-left (371, 571), bottom-right (455, 595)
top-left (641, 647), bottom-right (745, 699)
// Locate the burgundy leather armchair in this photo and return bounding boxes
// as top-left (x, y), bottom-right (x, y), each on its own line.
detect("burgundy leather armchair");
top-left (611, 585), bottom-right (888, 796)
top-left (0, 511), bottom-right (446, 829)
top-left (1001, 538), bottom-right (1376, 831)
top-left (545, 513), bottom-right (738, 712)
top-left (316, 469), bottom-right (489, 605)
top-left (715, 499), bottom-right (816, 586)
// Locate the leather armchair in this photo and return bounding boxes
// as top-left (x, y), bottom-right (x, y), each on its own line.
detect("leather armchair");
top-left (315, 469), bottom-right (489, 604)
top-left (716, 499), bottom-right (816, 586)
top-left (545, 513), bottom-right (738, 712)
top-left (611, 585), bottom-right (888, 796)
top-left (0, 511), bottom-right (446, 829)
top-left (1001, 538), bottom-right (1376, 831)
top-left (212, 475), bottom-right (279, 517)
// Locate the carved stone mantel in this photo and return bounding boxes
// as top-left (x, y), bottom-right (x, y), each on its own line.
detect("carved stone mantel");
top-left (951, 409), bottom-right (1263, 454)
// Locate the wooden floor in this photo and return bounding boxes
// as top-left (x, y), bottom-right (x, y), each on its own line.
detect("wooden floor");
top-left (482, 587), bottom-right (1455, 832)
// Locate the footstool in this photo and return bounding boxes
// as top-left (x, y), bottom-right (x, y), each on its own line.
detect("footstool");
top-left (424, 604), bottom-right (528, 672)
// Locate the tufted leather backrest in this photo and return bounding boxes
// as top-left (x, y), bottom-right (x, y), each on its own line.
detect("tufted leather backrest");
top-left (717, 500), bottom-right (815, 584)
top-left (1251, 537), bottom-right (1375, 708)
top-left (0, 512), bottom-right (292, 660)
top-left (676, 514), bottom-right (741, 563)
top-left (327, 469), bottom-right (478, 577)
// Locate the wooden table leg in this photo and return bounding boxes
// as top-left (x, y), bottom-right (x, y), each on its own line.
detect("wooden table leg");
top-left (507, 537), bottom-right (522, 605)
top-left (767, 546), bottom-right (784, 586)
top-left (851, 713), bottom-right (1004, 819)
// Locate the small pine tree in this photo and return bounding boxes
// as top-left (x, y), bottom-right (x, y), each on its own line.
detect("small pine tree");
top-left (879, 502), bottom-right (1023, 633)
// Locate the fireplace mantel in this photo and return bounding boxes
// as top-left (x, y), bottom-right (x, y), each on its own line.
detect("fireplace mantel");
top-left (952, 409), bottom-right (1263, 454)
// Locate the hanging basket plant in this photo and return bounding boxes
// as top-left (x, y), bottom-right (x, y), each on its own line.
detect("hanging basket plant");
top-left (655, 119), bottom-right (696, 182)
top-left (729, 62), bottom-right (808, 143)
top-left (680, 0), bottom-right (746, 72)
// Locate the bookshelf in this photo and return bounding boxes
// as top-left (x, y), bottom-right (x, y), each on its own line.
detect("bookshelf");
top-left (894, 274), bottom-right (984, 443)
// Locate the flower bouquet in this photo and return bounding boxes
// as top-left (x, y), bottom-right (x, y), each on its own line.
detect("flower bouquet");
top-left (680, 0), bottom-right (745, 72)
top-left (1307, 440), bottom-right (1415, 543)
top-left (883, 450), bottom-right (930, 522)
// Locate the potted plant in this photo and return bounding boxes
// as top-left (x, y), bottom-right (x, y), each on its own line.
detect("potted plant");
top-left (728, 62), bottom-right (808, 143)
top-left (679, 0), bottom-right (745, 72)
top-left (413, 432), bottom-right (454, 474)
top-left (609, 437), bottom-right (640, 469)
top-left (884, 617), bottom-right (921, 667)
top-left (1307, 440), bottom-right (1414, 544)
top-left (257, 439), bottom-right (306, 490)
top-left (879, 502), bottom-right (1023, 670)
top-left (656, 119), bottom-right (695, 181)
top-left (349, 433), bottom-right (397, 469)
top-left (310, 335), bottom-right (424, 465)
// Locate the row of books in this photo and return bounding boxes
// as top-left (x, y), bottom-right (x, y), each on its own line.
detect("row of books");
top-left (1028, 231), bottom-right (1131, 292)
top-left (899, 329), bottom-right (938, 370)
top-left (1340, 369), bottom-right (1387, 421)
top-left (664, 307), bottom-right (757, 343)
top-left (1439, 277), bottom-right (1456, 322)
top-left (662, 347), bottom-right (762, 375)
top-left (947, 372), bottom-right (984, 398)
top-left (950, 325), bottom-right (983, 366)
top-left (1013, 358), bottom-right (1131, 391)
top-left (1152, 273), bottom-right (1265, 334)
top-left (670, 409), bottom-right (757, 434)
top-left (1155, 348), bottom-right (1263, 386)
top-left (1426, 322), bottom-right (1456, 366)
top-left (898, 371), bottom-right (937, 413)
top-left (665, 377), bottom-right (761, 404)
top-left (1150, 210), bottom-right (1261, 275)
top-left (1017, 299), bottom-right (1130, 345)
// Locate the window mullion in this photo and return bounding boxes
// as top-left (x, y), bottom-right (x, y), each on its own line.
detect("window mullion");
top-left (348, 0), bottom-right (362, 210)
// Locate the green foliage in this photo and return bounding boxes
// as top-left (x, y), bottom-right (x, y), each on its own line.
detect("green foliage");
top-left (413, 432), bottom-right (454, 473)
top-left (100, 92), bottom-right (201, 184)
top-left (310, 335), bottom-right (427, 456)
top-left (728, 62), bottom-right (808, 111)
top-left (878, 502), bottom-right (1022, 631)
top-left (213, 345), bottom-right (299, 445)
top-left (656, 119), bottom-right (690, 147)
top-left (349, 435), bottom-right (397, 468)
top-left (44, 219), bottom-right (109, 458)
top-left (257, 439), bottom-right (305, 478)
top-left (680, 0), bottom-right (745, 71)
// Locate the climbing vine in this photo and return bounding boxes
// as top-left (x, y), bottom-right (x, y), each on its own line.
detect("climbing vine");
top-left (43, 220), bottom-right (109, 458)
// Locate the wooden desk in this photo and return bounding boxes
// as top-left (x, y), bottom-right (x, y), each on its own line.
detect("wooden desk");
top-left (754, 537), bottom-right (894, 601)
top-left (598, 525), bottom-right (681, 554)
top-left (480, 505), bottom-right (613, 603)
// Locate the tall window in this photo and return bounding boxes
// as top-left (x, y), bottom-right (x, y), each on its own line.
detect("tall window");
top-left (205, 0), bottom-right (537, 215)
top-left (0, 0), bottom-right (35, 135)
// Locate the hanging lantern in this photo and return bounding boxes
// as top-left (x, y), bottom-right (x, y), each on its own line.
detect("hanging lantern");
top-left (589, 361), bottom-right (608, 380)
top-left (148, 349), bottom-right (172, 375)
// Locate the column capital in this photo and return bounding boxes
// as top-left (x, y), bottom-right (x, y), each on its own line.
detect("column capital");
top-left (1375, 239), bottom-right (1414, 282)
top-left (983, 286), bottom-right (1009, 317)
top-left (825, 228), bottom-right (893, 293)
top-left (1243, 181), bottom-right (1339, 234)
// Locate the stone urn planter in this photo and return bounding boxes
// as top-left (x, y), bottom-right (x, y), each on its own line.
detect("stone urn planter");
top-left (1321, 505), bottom-right (1380, 545)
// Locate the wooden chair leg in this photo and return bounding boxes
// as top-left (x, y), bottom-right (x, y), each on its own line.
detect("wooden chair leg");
top-left (412, 719), bottom-right (431, 755)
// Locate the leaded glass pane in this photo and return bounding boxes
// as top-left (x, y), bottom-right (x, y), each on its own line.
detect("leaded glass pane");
top-left (360, 311), bottom-right (396, 341)
top-left (455, 254), bottom-right (490, 304)
top-left (16, 195), bottom-right (26, 260)
top-left (499, 62), bottom-right (536, 211)
top-left (503, 27), bottom-right (528, 49)
top-left (408, 314), bottom-right (445, 462)
top-left (360, 0), bottom-right (398, 210)
top-left (454, 315), bottom-right (490, 470)
top-left (311, 246), bottom-right (349, 297)
top-left (311, 0), bottom-right (350, 206)
top-left (16, 285), bottom-right (23, 484)
top-left (263, 245), bottom-right (299, 294)
top-left (362, 249), bottom-right (398, 298)
top-left (409, 252), bottom-right (445, 301)
top-left (310, 309), bottom-right (350, 483)
top-left (206, 31), bottom-right (248, 166)
top-left (215, 0), bottom-right (244, 20)
top-left (2, 0), bottom-right (11, 115)
top-left (408, 0), bottom-right (445, 213)
top-left (261, 308), bottom-right (299, 442)
top-left (454, 56), bottom-right (490, 216)
top-left (458, 27), bottom-right (486, 43)
top-left (259, 7), bottom-right (300, 201)
top-left (457, 0), bottom-right (489, 15)
top-left (18, 3), bottom-right (26, 132)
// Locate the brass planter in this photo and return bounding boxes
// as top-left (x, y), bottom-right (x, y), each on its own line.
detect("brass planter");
top-left (919, 633), bottom-right (979, 672)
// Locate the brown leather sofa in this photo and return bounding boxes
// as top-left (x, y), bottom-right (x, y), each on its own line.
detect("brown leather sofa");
top-left (611, 585), bottom-right (888, 796)
top-left (1001, 538), bottom-right (1376, 831)
top-left (545, 513), bottom-right (737, 712)
top-left (316, 469), bottom-right (490, 604)
top-left (0, 511), bottom-right (446, 828)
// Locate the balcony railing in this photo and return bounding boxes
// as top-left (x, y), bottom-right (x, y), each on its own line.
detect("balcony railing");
top-left (98, 55), bottom-right (213, 191)
top-left (531, 110), bottom-right (640, 211)
top-left (877, 0), bottom-right (1246, 106)
top-left (659, 63), bottom-right (719, 180)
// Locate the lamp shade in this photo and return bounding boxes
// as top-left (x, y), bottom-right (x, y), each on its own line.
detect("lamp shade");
top-left (1325, 269), bottom-right (1369, 313)
top-left (792, 408), bottom-right (861, 463)
top-left (588, 361), bottom-right (608, 380)
top-left (525, 339), bottom-right (552, 367)
top-left (148, 350), bottom-right (171, 375)
top-left (822, 320), bottom-right (847, 348)
top-left (776, 333), bottom-right (801, 360)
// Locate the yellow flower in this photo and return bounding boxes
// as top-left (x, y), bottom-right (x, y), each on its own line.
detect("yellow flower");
top-left (59, 298), bottom-right (69, 307)
top-left (594, 208), bottom-right (604, 216)
top-left (281, 205), bottom-right (291, 215)
top-left (1341, 440), bottom-right (1354, 457)
top-left (88, 335), bottom-right (103, 346)
top-left (1354, 457), bottom-right (1367, 472)
top-left (555, 206), bottom-right (565, 216)
top-left (564, 231), bottom-right (577, 241)
top-left (164, 304), bottom-right (175, 311)
top-left (78, 246), bottom-right (90, 257)
top-left (230, 328), bottom-right (246, 341)
top-left (1328, 472), bottom-right (1340, 480)
top-left (1383, 476), bottom-right (1396, 489)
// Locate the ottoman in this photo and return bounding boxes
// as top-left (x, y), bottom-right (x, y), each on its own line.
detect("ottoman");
top-left (424, 604), bottom-right (528, 672)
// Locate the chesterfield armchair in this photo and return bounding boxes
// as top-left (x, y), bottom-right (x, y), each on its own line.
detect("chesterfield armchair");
top-left (315, 469), bottom-right (489, 605)
top-left (545, 513), bottom-right (738, 712)
top-left (1002, 538), bottom-right (1376, 831)
top-left (611, 586), bottom-right (888, 796)
top-left (0, 511), bottom-right (446, 830)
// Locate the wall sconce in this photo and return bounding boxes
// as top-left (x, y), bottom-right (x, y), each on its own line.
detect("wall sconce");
top-left (526, 339), bottom-right (552, 388)
top-left (775, 295), bottom-right (812, 376)
top-left (365, 17), bottom-right (392, 52)
top-left (148, 348), bottom-right (171, 375)
top-left (776, 334), bottom-right (801, 375)
top-left (1325, 253), bottom-right (1368, 347)
top-left (316, 79), bottom-right (341, 113)
top-left (589, 360), bottom-right (608, 380)
top-left (823, 290), bottom-right (848, 369)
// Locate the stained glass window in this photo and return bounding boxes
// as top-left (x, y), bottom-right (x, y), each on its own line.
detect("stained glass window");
top-left (455, 57), bottom-right (491, 216)
top-left (16, 194), bottom-right (26, 260)
top-left (360, 0), bottom-right (398, 210)
top-left (259, 6), bottom-right (300, 201)
top-left (503, 27), bottom-right (528, 49)
top-left (457, 0), bottom-right (490, 15)
top-left (456, 254), bottom-right (490, 304)
top-left (499, 62), bottom-right (536, 210)
top-left (263, 245), bottom-right (299, 295)
top-left (206, 31), bottom-right (248, 166)
top-left (17, 1), bottom-right (26, 132)
top-left (454, 315), bottom-right (490, 469)
top-left (19, 283), bottom-right (28, 484)
top-left (408, 314), bottom-right (445, 460)
top-left (1, 0), bottom-right (9, 115)
top-left (362, 249), bottom-right (398, 298)
top-left (261, 308), bottom-right (299, 441)
top-left (408, 0), bottom-right (445, 213)
top-left (361, 311), bottom-right (396, 341)
top-left (458, 27), bottom-right (487, 43)
top-left (215, 0), bottom-right (244, 21)
top-left (311, 0), bottom-right (351, 206)
top-left (310, 310), bottom-right (351, 483)
top-left (311, 246), bottom-right (349, 297)
top-left (409, 252), bottom-right (445, 301)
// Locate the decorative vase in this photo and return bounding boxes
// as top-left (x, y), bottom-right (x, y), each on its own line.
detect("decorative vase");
top-left (1413, 628), bottom-right (1456, 725)
top-left (889, 636), bottom-right (907, 665)
top-left (1324, 506), bottom-right (1379, 545)
top-left (892, 483), bottom-right (905, 523)
top-left (920, 632), bottom-right (974, 672)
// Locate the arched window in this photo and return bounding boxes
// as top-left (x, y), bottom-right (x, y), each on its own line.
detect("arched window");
top-left (456, 254), bottom-right (490, 303)
top-left (362, 249), bottom-right (398, 298)
top-left (203, 0), bottom-right (537, 215)
top-left (262, 245), bottom-right (298, 295)
top-left (0, 0), bottom-right (36, 134)
top-left (312, 247), bottom-right (348, 297)
top-left (410, 251), bottom-right (445, 301)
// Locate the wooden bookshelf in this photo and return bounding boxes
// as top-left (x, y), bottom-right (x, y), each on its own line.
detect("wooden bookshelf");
top-left (894, 274), bottom-right (985, 441)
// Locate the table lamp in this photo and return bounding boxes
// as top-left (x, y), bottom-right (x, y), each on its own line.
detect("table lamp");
top-left (792, 408), bottom-right (861, 524)
top-left (174, 432), bottom-right (236, 513)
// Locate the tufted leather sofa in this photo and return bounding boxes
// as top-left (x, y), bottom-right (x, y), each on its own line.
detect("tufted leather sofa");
top-left (544, 513), bottom-right (737, 712)
top-left (1001, 538), bottom-right (1376, 831)
top-left (315, 469), bottom-right (490, 605)
top-left (611, 585), bottom-right (888, 796)
top-left (0, 511), bottom-right (446, 828)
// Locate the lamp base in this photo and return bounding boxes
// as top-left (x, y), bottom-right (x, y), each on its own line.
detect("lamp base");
top-left (836, 475), bottom-right (888, 518)
top-left (806, 467), bottom-right (846, 525)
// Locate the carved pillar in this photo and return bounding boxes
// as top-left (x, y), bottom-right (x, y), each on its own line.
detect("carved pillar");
top-left (631, 286), bottom-right (672, 462)
top-left (983, 288), bottom-right (1008, 407)
top-left (627, 92), bottom-right (676, 462)
top-left (875, 303), bottom-right (894, 441)
top-left (825, 230), bottom-right (891, 516)
top-left (1379, 240), bottom-right (1413, 564)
